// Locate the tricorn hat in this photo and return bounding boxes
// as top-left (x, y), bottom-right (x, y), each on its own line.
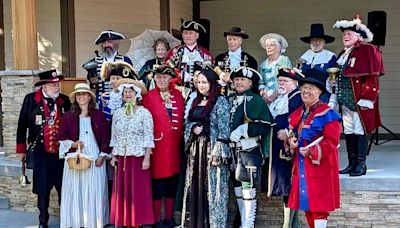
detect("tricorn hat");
top-left (333, 15), bottom-right (374, 42)
top-left (230, 66), bottom-right (261, 90)
top-left (35, 70), bottom-right (64, 87)
top-left (300, 23), bottom-right (335, 44)
top-left (277, 67), bottom-right (305, 81)
top-left (101, 61), bottom-right (138, 81)
top-left (94, 30), bottom-right (127, 45)
top-left (180, 21), bottom-right (207, 33)
top-left (299, 69), bottom-right (327, 94)
top-left (223, 27), bottom-right (249, 39)
top-left (152, 65), bottom-right (178, 78)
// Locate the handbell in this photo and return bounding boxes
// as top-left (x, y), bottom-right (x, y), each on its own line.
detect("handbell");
top-left (326, 67), bottom-right (339, 81)
top-left (166, 59), bottom-right (176, 69)
top-left (214, 66), bottom-right (230, 82)
top-left (326, 67), bottom-right (339, 93)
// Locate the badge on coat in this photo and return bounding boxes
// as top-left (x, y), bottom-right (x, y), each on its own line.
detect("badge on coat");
top-left (35, 115), bottom-right (43, 125)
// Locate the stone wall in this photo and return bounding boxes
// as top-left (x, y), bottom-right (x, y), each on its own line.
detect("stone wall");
top-left (0, 70), bottom-right (38, 159)
top-left (0, 159), bottom-right (59, 215)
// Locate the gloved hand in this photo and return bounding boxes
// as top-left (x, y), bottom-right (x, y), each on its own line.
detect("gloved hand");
top-left (230, 124), bottom-right (249, 142)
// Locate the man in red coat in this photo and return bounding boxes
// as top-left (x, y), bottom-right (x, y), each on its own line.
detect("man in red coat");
top-left (142, 66), bottom-right (185, 227)
top-left (332, 16), bottom-right (384, 176)
top-left (164, 20), bottom-right (213, 100)
top-left (282, 70), bottom-right (341, 228)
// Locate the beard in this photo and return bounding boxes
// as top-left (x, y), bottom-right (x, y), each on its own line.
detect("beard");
top-left (278, 86), bottom-right (287, 95)
top-left (103, 47), bottom-right (116, 57)
top-left (52, 91), bottom-right (60, 99)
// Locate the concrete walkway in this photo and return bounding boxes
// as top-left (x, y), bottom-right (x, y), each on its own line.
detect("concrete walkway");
top-left (0, 209), bottom-right (59, 228)
top-left (0, 140), bottom-right (399, 227)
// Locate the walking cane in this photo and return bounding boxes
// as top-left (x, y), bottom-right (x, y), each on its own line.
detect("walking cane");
top-left (113, 160), bottom-right (118, 228)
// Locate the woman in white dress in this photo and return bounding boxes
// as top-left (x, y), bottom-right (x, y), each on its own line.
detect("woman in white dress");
top-left (58, 83), bottom-right (111, 228)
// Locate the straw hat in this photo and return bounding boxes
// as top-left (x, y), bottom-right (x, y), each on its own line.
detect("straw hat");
top-left (116, 79), bottom-right (147, 101)
top-left (259, 33), bottom-right (288, 53)
top-left (69, 83), bottom-right (96, 103)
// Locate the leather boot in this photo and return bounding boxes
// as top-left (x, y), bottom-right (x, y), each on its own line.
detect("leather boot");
top-left (242, 188), bottom-right (257, 228)
top-left (233, 187), bottom-right (244, 227)
top-left (350, 135), bottom-right (368, 176)
top-left (339, 134), bottom-right (358, 174)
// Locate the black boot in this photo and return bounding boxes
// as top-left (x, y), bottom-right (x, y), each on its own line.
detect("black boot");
top-left (339, 134), bottom-right (358, 174)
top-left (350, 135), bottom-right (368, 176)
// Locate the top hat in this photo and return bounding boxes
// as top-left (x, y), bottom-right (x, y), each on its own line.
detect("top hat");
top-left (300, 23), bottom-right (335, 44)
top-left (94, 30), bottom-right (127, 45)
top-left (333, 15), bottom-right (374, 42)
top-left (180, 21), bottom-right (207, 33)
top-left (277, 67), bottom-right (305, 81)
top-left (299, 69), bottom-right (327, 94)
top-left (223, 27), bottom-right (249, 39)
top-left (69, 83), bottom-right (96, 103)
top-left (35, 70), bottom-right (64, 87)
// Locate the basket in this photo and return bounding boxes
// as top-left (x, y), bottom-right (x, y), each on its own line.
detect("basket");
top-left (67, 144), bottom-right (92, 170)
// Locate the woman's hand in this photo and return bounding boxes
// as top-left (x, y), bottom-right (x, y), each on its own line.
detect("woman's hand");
top-left (95, 156), bottom-right (106, 167)
top-left (193, 126), bottom-right (203, 135)
top-left (142, 156), bottom-right (150, 170)
top-left (110, 156), bottom-right (118, 167)
top-left (71, 140), bottom-right (84, 150)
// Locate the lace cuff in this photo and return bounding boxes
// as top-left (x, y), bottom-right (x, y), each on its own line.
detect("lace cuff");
top-left (59, 140), bottom-right (73, 159)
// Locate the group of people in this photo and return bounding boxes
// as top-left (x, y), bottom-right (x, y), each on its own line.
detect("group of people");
top-left (16, 15), bottom-right (384, 228)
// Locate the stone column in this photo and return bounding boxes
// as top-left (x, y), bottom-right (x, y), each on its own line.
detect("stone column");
top-left (0, 70), bottom-right (37, 159)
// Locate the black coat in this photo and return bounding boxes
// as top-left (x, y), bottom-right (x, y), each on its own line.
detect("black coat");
top-left (16, 89), bottom-right (71, 194)
top-left (215, 51), bottom-right (258, 71)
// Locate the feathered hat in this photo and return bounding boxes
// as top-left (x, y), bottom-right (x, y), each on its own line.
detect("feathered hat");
top-left (333, 15), bottom-right (374, 42)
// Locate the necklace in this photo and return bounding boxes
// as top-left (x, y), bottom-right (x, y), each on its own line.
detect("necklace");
top-left (160, 91), bottom-right (172, 108)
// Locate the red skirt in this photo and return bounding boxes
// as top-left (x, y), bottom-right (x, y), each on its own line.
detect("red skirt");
top-left (110, 156), bottom-right (154, 226)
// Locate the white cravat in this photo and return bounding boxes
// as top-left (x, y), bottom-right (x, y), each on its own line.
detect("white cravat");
top-left (228, 47), bottom-right (242, 69)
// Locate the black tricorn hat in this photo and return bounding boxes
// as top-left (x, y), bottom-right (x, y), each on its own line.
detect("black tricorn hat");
top-left (180, 21), bottom-right (207, 33)
top-left (94, 30), bottom-right (127, 45)
top-left (230, 66), bottom-right (261, 91)
top-left (299, 69), bottom-right (327, 94)
top-left (101, 61), bottom-right (138, 81)
top-left (277, 67), bottom-right (305, 81)
top-left (152, 65), bottom-right (177, 78)
top-left (35, 70), bottom-right (64, 87)
top-left (223, 27), bottom-right (249, 39)
top-left (300, 23), bottom-right (335, 44)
